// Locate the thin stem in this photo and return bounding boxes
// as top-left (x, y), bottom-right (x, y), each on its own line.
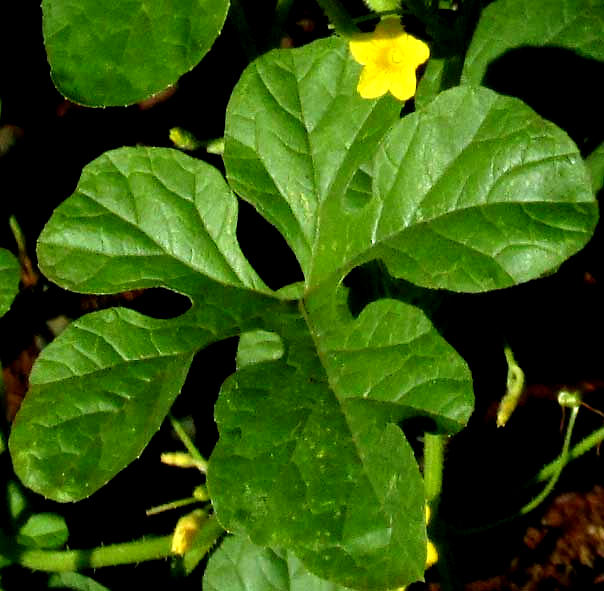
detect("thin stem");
top-left (520, 405), bottom-right (579, 515)
top-left (535, 421), bottom-right (604, 483)
top-left (455, 405), bottom-right (580, 535)
top-left (315, 0), bottom-right (359, 37)
top-left (146, 496), bottom-right (200, 516)
top-left (424, 433), bottom-right (445, 505)
top-left (169, 414), bottom-right (208, 473)
top-left (13, 516), bottom-right (224, 572)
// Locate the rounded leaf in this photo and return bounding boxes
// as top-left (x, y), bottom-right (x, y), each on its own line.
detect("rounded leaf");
top-left (42, 0), bottom-right (229, 106)
top-left (372, 85), bottom-right (598, 292)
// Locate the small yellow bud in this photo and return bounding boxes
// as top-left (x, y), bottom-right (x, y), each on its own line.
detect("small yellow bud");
top-left (161, 452), bottom-right (206, 472)
top-left (426, 540), bottom-right (438, 569)
top-left (171, 509), bottom-right (207, 555)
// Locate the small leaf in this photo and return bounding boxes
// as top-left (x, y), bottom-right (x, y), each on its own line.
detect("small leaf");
top-left (372, 85), bottom-right (597, 291)
top-left (462, 0), bottom-right (604, 85)
top-left (42, 0), bottom-right (229, 106)
top-left (204, 535), bottom-right (354, 591)
top-left (48, 572), bottom-right (111, 591)
top-left (0, 248), bottom-right (20, 317)
top-left (17, 513), bottom-right (68, 549)
top-left (6, 480), bottom-right (29, 524)
top-left (236, 330), bottom-right (285, 369)
top-left (586, 142), bottom-right (604, 194)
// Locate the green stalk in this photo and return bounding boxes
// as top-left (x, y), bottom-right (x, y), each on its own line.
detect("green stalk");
top-left (424, 433), bottom-right (445, 505)
top-left (169, 414), bottom-right (208, 473)
top-left (13, 516), bottom-right (224, 572)
top-left (520, 405), bottom-right (579, 515)
top-left (535, 423), bottom-right (604, 483)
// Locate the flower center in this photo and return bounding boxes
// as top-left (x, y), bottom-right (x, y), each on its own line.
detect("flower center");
top-left (388, 46), bottom-right (405, 66)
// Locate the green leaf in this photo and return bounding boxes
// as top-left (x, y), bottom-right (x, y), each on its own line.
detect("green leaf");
top-left (462, 0), bottom-right (604, 85)
top-left (0, 248), bottom-right (19, 317)
top-left (9, 147), bottom-right (277, 502)
top-left (372, 85), bottom-right (597, 291)
top-left (209, 278), bottom-right (471, 589)
top-left (415, 53), bottom-right (463, 110)
top-left (16, 513), bottom-right (68, 549)
top-left (586, 142), bottom-right (604, 194)
top-left (48, 572), bottom-right (111, 591)
top-left (224, 36), bottom-right (402, 286)
top-left (6, 480), bottom-right (29, 524)
top-left (224, 40), bottom-right (596, 294)
top-left (236, 330), bottom-right (285, 369)
top-left (42, 0), bottom-right (229, 106)
top-left (204, 535), bottom-right (354, 591)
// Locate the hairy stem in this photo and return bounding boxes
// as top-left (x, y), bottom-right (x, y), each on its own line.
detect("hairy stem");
top-left (169, 414), bottom-right (208, 473)
top-left (520, 405), bottom-right (579, 515)
top-left (535, 409), bottom-right (601, 483)
top-left (11, 515), bottom-right (224, 572)
top-left (424, 432), bottom-right (445, 504)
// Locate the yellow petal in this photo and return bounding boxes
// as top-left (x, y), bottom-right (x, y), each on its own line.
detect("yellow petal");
top-left (373, 17), bottom-right (405, 39)
top-left (393, 34), bottom-right (430, 69)
top-left (349, 36), bottom-right (379, 65)
top-left (349, 17), bottom-right (405, 65)
top-left (357, 65), bottom-right (390, 99)
top-left (387, 67), bottom-right (418, 101)
top-left (426, 540), bottom-right (438, 568)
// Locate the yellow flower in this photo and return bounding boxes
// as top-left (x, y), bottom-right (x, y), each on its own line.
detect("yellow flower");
top-left (349, 17), bottom-right (430, 101)
top-left (171, 509), bottom-right (207, 555)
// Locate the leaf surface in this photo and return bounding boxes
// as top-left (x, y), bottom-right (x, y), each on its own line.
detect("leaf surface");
top-left (372, 85), bottom-right (597, 291)
top-left (224, 36), bottom-right (402, 286)
top-left (9, 147), bottom-right (277, 502)
top-left (462, 0), bottom-right (604, 85)
top-left (0, 248), bottom-right (20, 317)
top-left (204, 535), bottom-right (354, 591)
top-left (42, 0), bottom-right (229, 106)
top-left (587, 142), bottom-right (604, 194)
top-left (225, 40), bottom-right (596, 293)
top-left (17, 513), bottom-right (69, 549)
top-left (209, 278), bottom-right (471, 589)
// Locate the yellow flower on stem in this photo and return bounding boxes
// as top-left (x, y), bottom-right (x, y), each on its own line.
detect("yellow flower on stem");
top-left (349, 17), bottom-right (430, 101)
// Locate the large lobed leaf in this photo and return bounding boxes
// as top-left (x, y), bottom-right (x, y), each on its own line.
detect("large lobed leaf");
top-left (8, 32), bottom-right (598, 591)
top-left (42, 0), bottom-right (229, 106)
top-left (225, 39), bottom-right (597, 293)
top-left (10, 147), bottom-right (278, 502)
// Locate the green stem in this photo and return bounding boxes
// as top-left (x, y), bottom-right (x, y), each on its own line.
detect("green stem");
top-left (169, 414), bottom-right (208, 473)
top-left (424, 433), bottom-right (445, 505)
top-left (146, 496), bottom-right (200, 516)
top-left (520, 405), bottom-right (579, 515)
top-left (535, 423), bottom-right (604, 483)
top-left (13, 516), bottom-right (224, 572)
top-left (455, 405), bottom-right (580, 535)
top-left (315, 0), bottom-right (359, 36)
